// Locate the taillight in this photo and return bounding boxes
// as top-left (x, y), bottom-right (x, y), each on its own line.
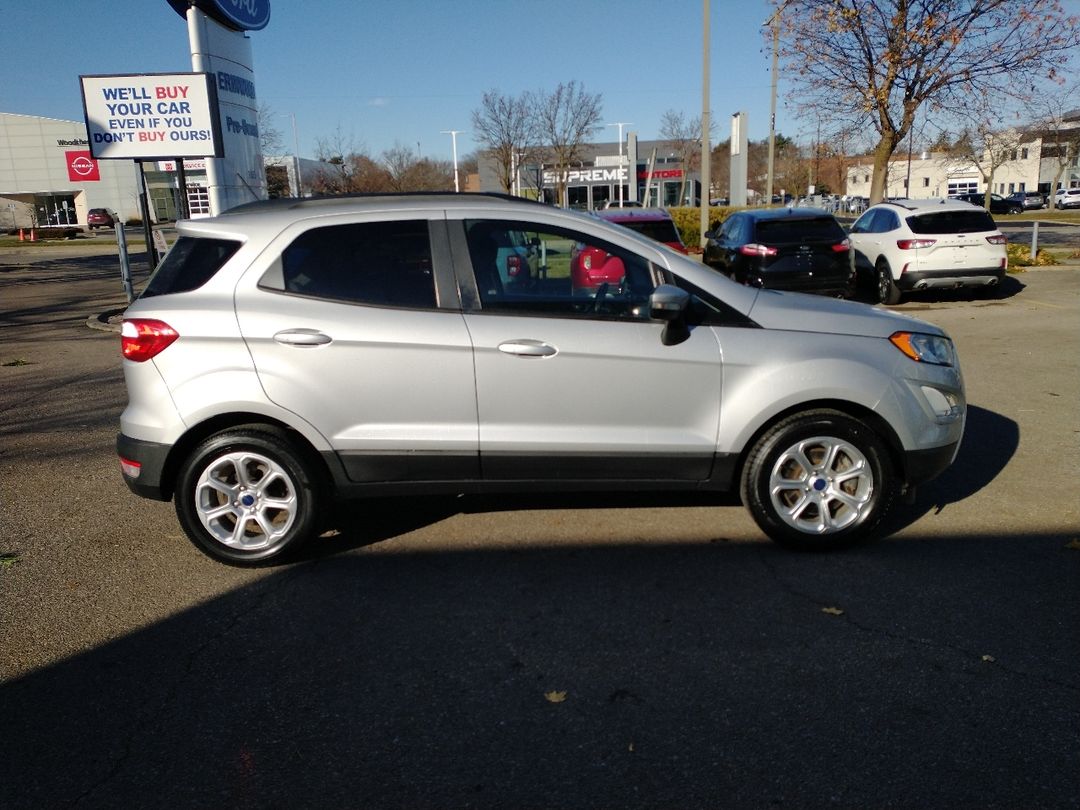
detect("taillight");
top-left (985, 234), bottom-right (1007, 245)
top-left (739, 243), bottom-right (778, 257)
top-left (831, 238), bottom-right (851, 253)
top-left (896, 238), bottom-right (937, 250)
top-left (506, 254), bottom-right (522, 277)
top-left (121, 318), bottom-right (179, 362)
top-left (119, 457), bottom-right (141, 478)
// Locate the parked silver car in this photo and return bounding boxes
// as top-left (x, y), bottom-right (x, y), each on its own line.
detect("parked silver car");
top-left (118, 193), bottom-right (965, 565)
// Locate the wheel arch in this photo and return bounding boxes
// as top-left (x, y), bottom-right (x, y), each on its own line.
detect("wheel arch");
top-left (158, 413), bottom-right (337, 501)
top-left (732, 398), bottom-right (906, 489)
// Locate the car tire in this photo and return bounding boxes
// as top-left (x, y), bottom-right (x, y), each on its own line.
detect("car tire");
top-left (174, 427), bottom-right (322, 566)
top-left (876, 261), bottom-right (901, 305)
top-left (1008, 207), bottom-right (1022, 215)
top-left (740, 409), bottom-right (897, 550)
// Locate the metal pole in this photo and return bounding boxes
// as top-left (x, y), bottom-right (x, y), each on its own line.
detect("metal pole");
top-left (700, 0), bottom-right (711, 247)
top-left (766, 14), bottom-right (779, 206)
top-left (136, 160), bottom-right (159, 270)
top-left (290, 113), bottom-right (303, 197)
top-left (608, 122), bottom-right (632, 206)
top-left (441, 130), bottom-right (462, 192)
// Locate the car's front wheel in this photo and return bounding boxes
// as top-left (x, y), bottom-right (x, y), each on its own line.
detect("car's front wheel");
top-left (740, 410), bottom-right (897, 550)
top-left (175, 427), bottom-right (322, 565)
top-left (876, 260), bottom-right (901, 305)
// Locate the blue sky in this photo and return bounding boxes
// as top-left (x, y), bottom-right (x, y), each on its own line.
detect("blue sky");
top-left (0, 0), bottom-right (894, 163)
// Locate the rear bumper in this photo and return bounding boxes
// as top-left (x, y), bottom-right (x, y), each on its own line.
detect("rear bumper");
top-left (116, 433), bottom-right (172, 501)
top-left (899, 267), bottom-right (1005, 291)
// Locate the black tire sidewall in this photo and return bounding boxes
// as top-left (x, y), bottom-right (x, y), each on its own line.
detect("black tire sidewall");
top-left (877, 262), bottom-right (900, 305)
top-left (175, 429), bottom-right (320, 566)
top-left (741, 410), bottom-right (895, 550)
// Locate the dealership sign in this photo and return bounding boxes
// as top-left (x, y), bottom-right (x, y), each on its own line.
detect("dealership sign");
top-left (65, 151), bottom-right (101, 182)
top-left (80, 73), bottom-right (224, 160)
top-left (166, 0), bottom-right (270, 30)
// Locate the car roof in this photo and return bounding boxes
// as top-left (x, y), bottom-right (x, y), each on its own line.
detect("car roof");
top-left (734, 206), bottom-right (837, 221)
top-left (870, 198), bottom-right (983, 213)
top-left (593, 207), bottom-right (674, 223)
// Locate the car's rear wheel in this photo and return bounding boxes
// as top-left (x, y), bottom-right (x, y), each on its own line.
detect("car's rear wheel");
top-left (175, 428), bottom-right (321, 566)
top-left (876, 260), bottom-right (901, 305)
top-left (740, 410), bottom-right (896, 550)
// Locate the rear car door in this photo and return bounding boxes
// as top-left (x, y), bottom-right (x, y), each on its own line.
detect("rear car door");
top-left (450, 215), bottom-right (723, 482)
top-left (235, 213), bottom-right (480, 483)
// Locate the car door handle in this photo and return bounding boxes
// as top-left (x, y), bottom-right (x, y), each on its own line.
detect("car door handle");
top-left (497, 340), bottom-right (558, 358)
top-left (273, 329), bottom-right (333, 347)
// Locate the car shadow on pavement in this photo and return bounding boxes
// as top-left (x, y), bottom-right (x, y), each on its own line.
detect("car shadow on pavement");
top-left (306, 405), bottom-right (1014, 562)
top-left (881, 403), bottom-right (1018, 534)
top-left (850, 272), bottom-right (1026, 305)
top-left (3, 527), bottom-right (1076, 809)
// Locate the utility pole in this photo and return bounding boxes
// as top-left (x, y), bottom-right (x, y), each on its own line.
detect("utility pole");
top-left (700, 0), bottom-right (711, 248)
top-left (608, 122), bottom-right (633, 206)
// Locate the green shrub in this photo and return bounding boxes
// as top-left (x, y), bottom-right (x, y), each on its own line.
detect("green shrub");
top-left (668, 206), bottom-right (738, 249)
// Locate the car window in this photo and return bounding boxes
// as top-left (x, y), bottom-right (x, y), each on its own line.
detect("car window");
top-left (907, 210), bottom-right (996, 235)
top-left (269, 220), bottom-right (436, 309)
top-left (720, 216), bottom-right (740, 241)
top-left (754, 217), bottom-right (846, 242)
top-left (464, 219), bottom-right (657, 321)
top-left (141, 236), bottom-right (242, 298)
top-left (615, 218), bottom-right (681, 244)
top-left (850, 210), bottom-right (875, 234)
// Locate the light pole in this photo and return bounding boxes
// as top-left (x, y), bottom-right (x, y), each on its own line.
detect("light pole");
top-left (608, 121), bottom-right (632, 206)
top-left (289, 113), bottom-right (303, 198)
top-left (700, 0), bottom-right (710, 247)
top-left (764, 0), bottom-right (793, 206)
top-left (441, 130), bottom-right (462, 192)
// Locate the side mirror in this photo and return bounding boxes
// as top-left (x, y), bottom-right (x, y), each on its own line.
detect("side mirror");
top-left (703, 229), bottom-right (717, 240)
top-left (649, 284), bottom-right (692, 346)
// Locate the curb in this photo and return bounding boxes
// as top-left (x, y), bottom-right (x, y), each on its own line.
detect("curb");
top-left (87, 308), bottom-right (125, 333)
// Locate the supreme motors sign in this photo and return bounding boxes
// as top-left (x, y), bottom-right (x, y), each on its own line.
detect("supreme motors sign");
top-left (80, 73), bottom-right (223, 160)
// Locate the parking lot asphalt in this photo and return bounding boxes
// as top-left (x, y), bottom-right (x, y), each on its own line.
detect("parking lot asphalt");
top-left (1, 239), bottom-right (1078, 809)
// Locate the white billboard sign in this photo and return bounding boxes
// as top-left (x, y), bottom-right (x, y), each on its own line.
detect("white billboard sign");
top-left (80, 73), bottom-right (223, 160)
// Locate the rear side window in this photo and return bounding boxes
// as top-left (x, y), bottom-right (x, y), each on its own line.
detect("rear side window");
top-left (755, 217), bottom-right (846, 242)
top-left (616, 219), bottom-right (681, 244)
top-left (140, 236), bottom-right (241, 298)
top-left (272, 220), bottom-right (436, 309)
top-left (908, 210), bottom-right (996, 234)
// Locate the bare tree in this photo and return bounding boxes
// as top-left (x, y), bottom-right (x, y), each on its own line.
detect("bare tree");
top-left (471, 90), bottom-right (538, 194)
top-left (943, 119), bottom-right (1029, 208)
top-left (257, 102), bottom-right (284, 156)
top-left (534, 81), bottom-right (604, 206)
top-left (383, 144), bottom-right (454, 192)
top-left (777, 0), bottom-right (1080, 204)
top-left (1029, 83), bottom-right (1080, 208)
top-left (659, 110), bottom-right (713, 205)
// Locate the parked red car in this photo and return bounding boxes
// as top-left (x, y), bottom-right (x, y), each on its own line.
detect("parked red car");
top-left (571, 208), bottom-right (686, 293)
top-left (87, 208), bottom-right (117, 230)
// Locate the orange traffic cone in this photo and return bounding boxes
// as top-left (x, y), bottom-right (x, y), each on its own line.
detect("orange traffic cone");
top-left (18, 228), bottom-right (23, 241)
top-left (29, 229), bottom-right (36, 242)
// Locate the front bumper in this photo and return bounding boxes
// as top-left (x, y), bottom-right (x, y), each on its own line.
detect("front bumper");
top-left (903, 440), bottom-right (961, 486)
top-left (116, 433), bottom-right (172, 501)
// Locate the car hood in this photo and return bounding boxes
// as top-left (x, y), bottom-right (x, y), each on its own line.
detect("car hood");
top-left (746, 289), bottom-right (945, 339)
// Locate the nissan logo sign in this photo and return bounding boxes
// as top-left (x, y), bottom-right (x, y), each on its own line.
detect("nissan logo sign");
top-left (166, 0), bottom-right (270, 31)
top-left (70, 155), bottom-right (96, 177)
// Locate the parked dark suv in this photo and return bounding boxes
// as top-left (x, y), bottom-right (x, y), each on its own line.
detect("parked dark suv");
top-left (1006, 191), bottom-right (1045, 210)
top-left (953, 193), bottom-right (1022, 215)
top-left (703, 208), bottom-right (855, 297)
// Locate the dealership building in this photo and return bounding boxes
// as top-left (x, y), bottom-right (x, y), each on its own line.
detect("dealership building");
top-left (0, 111), bottom-right (328, 229)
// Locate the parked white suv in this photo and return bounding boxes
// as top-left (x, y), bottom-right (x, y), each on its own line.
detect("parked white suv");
top-left (118, 193), bottom-right (966, 565)
top-left (848, 199), bottom-right (1008, 304)
top-left (1052, 187), bottom-right (1080, 209)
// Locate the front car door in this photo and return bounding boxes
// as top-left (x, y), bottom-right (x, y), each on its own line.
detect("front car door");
top-left (446, 213), bottom-right (723, 482)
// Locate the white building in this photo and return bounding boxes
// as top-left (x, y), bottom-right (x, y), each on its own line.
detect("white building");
top-left (846, 115), bottom-right (1080, 201)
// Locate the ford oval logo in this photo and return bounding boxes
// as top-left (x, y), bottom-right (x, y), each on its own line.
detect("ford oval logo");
top-left (166, 0), bottom-right (270, 31)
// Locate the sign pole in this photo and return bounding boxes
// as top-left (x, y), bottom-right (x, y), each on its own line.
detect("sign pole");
top-left (136, 160), bottom-right (159, 270)
top-left (176, 159), bottom-right (190, 219)
top-left (116, 212), bottom-right (134, 304)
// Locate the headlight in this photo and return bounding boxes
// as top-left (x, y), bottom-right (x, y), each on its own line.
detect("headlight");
top-left (889, 331), bottom-right (956, 366)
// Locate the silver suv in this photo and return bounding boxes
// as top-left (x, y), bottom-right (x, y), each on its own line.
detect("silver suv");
top-left (118, 193), bottom-right (966, 565)
top-left (848, 199), bottom-right (1008, 304)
